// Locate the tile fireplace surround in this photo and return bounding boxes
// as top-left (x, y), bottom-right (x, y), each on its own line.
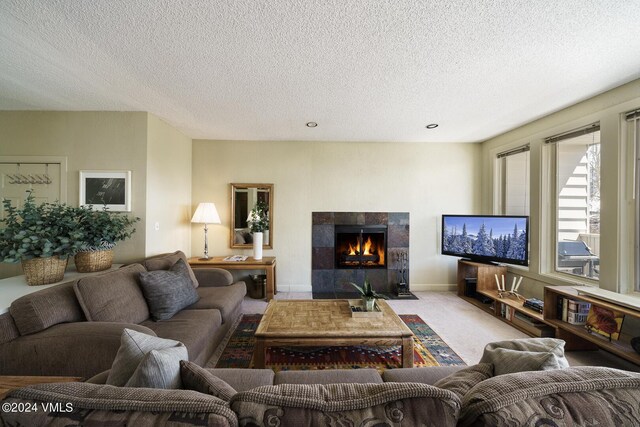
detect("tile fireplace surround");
top-left (312, 212), bottom-right (409, 296)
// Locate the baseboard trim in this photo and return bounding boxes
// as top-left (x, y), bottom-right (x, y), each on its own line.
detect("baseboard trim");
top-left (410, 283), bottom-right (457, 292)
top-left (276, 284), bottom-right (313, 293)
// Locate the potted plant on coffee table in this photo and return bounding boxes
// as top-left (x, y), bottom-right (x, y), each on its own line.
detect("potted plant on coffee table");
top-left (350, 278), bottom-right (387, 312)
top-left (0, 191), bottom-right (85, 285)
top-left (74, 205), bottom-right (139, 272)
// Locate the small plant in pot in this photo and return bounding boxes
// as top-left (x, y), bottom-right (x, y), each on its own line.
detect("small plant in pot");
top-left (349, 278), bottom-right (387, 312)
top-left (0, 191), bottom-right (85, 285)
top-left (74, 205), bottom-right (139, 272)
top-left (247, 201), bottom-right (269, 260)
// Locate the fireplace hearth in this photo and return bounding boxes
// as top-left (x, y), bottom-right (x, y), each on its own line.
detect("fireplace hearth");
top-left (312, 212), bottom-right (410, 297)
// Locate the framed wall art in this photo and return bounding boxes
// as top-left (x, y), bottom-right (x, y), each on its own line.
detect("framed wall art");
top-left (79, 170), bottom-right (131, 212)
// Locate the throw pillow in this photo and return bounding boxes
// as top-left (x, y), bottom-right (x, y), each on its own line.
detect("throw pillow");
top-left (479, 338), bottom-right (569, 376)
top-left (125, 346), bottom-right (188, 389)
top-left (180, 360), bottom-right (237, 400)
top-left (138, 258), bottom-right (200, 321)
top-left (106, 328), bottom-right (186, 386)
top-left (433, 363), bottom-right (493, 400)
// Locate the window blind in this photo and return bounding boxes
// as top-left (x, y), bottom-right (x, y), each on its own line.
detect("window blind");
top-left (544, 123), bottom-right (600, 144)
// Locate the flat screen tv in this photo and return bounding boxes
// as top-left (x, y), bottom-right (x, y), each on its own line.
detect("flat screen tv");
top-left (441, 215), bottom-right (529, 266)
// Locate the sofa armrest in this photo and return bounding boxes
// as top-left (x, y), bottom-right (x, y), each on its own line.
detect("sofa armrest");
top-left (0, 322), bottom-right (155, 378)
top-left (193, 268), bottom-right (234, 287)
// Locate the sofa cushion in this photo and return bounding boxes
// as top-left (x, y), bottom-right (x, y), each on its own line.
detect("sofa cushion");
top-left (275, 368), bottom-right (383, 385)
top-left (459, 366), bottom-right (640, 427)
top-left (2, 382), bottom-right (236, 427)
top-left (231, 383), bottom-right (461, 427)
top-left (479, 337), bottom-right (569, 375)
top-left (382, 366), bottom-right (466, 384)
top-left (181, 360), bottom-right (237, 400)
top-left (188, 282), bottom-right (246, 322)
top-left (74, 263), bottom-right (149, 324)
top-left (125, 346), bottom-right (187, 389)
top-left (138, 259), bottom-right (200, 321)
top-left (106, 328), bottom-right (185, 387)
top-left (433, 363), bottom-right (493, 400)
top-left (143, 250), bottom-right (199, 288)
top-left (141, 309), bottom-right (222, 363)
top-left (0, 312), bottom-right (20, 344)
top-left (10, 281), bottom-right (85, 335)
top-left (207, 368), bottom-right (275, 392)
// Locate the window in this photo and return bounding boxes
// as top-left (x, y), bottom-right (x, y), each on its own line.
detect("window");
top-left (546, 124), bottom-right (600, 280)
top-left (627, 109), bottom-right (640, 291)
top-left (497, 145), bottom-right (530, 215)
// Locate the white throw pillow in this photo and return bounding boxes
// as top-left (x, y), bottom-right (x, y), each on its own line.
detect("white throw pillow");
top-left (479, 338), bottom-right (569, 376)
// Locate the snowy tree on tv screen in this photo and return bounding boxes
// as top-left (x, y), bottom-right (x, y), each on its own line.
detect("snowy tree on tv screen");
top-left (443, 221), bottom-right (527, 261)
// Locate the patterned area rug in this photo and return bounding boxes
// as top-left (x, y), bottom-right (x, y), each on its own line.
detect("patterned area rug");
top-left (210, 314), bottom-right (466, 372)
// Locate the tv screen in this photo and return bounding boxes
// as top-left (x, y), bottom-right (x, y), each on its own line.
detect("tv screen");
top-left (442, 215), bottom-right (529, 266)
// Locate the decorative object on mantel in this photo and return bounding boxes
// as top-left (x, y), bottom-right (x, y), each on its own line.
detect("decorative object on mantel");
top-left (0, 190), bottom-right (84, 285)
top-left (74, 205), bottom-right (139, 272)
top-left (191, 202), bottom-right (221, 260)
top-left (247, 201), bottom-right (269, 260)
top-left (350, 278), bottom-right (387, 312)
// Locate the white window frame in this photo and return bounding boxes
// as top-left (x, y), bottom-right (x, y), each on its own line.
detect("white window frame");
top-left (544, 123), bottom-right (600, 284)
top-left (495, 145), bottom-right (530, 216)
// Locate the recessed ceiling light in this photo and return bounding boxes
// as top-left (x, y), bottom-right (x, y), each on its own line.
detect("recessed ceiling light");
top-left (306, 122), bottom-right (318, 128)
top-left (425, 124), bottom-right (438, 129)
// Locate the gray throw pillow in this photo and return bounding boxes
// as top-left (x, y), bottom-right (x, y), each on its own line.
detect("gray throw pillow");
top-left (180, 360), bottom-right (237, 400)
top-left (138, 258), bottom-right (200, 321)
top-left (479, 338), bottom-right (569, 376)
top-left (125, 346), bottom-right (188, 389)
top-left (106, 328), bottom-right (185, 386)
top-left (433, 363), bottom-right (493, 400)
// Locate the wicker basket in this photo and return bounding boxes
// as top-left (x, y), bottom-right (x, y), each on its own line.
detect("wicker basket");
top-left (74, 249), bottom-right (114, 273)
top-left (21, 256), bottom-right (68, 286)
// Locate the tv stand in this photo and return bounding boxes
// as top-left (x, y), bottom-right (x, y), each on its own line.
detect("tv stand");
top-left (457, 259), bottom-right (556, 338)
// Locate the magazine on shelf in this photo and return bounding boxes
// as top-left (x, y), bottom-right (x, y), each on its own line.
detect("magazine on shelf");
top-left (223, 255), bottom-right (248, 262)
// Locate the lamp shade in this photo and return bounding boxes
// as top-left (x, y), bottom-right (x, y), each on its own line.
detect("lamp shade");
top-left (191, 202), bottom-right (221, 224)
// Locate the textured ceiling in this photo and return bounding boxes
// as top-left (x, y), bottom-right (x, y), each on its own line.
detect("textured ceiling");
top-left (1, 1), bottom-right (640, 143)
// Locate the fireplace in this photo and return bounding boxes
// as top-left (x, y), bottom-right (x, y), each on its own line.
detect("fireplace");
top-left (335, 225), bottom-right (387, 269)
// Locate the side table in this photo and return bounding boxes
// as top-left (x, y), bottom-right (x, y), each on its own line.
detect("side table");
top-left (0, 376), bottom-right (83, 399)
top-left (188, 256), bottom-right (277, 301)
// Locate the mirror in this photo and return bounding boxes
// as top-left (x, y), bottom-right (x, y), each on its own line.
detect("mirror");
top-left (230, 183), bottom-right (273, 249)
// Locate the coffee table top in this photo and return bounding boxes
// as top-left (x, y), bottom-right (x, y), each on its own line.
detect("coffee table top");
top-left (255, 299), bottom-right (413, 338)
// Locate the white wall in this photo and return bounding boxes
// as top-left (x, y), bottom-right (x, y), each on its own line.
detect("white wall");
top-left (192, 140), bottom-right (481, 291)
top-left (145, 114), bottom-right (193, 257)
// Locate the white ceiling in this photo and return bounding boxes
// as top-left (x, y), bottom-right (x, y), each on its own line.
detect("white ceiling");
top-left (1, 1), bottom-right (640, 143)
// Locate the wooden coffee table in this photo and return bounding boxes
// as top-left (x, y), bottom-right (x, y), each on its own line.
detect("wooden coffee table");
top-left (253, 299), bottom-right (414, 368)
top-left (0, 376), bottom-right (82, 399)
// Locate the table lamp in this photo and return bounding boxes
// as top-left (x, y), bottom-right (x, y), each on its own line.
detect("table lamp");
top-left (191, 202), bottom-right (221, 260)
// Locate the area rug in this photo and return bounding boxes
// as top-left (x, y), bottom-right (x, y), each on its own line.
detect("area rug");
top-left (209, 314), bottom-right (466, 372)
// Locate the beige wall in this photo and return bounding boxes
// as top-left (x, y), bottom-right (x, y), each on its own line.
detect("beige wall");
top-left (0, 111), bottom-right (194, 280)
top-left (192, 140), bottom-right (481, 291)
top-left (481, 78), bottom-right (640, 296)
top-left (145, 114), bottom-right (192, 257)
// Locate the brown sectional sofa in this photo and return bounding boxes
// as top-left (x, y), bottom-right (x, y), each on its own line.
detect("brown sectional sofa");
top-left (2, 365), bottom-right (640, 426)
top-left (0, 251), bottom-right (246, 378)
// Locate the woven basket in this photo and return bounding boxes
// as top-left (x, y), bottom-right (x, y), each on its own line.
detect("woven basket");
top-left (74, 249), bottom-right (114, 273)
top-left (21, 256), bottom-right (68, 286)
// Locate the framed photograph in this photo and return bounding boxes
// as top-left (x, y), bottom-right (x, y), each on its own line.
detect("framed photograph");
top-left (79, 170), bottom-right (131, 212)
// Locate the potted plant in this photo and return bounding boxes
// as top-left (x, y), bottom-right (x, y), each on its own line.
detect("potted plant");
top-left (74, 205), bottom-right (139, 272)
top-left (0, 191), bottom-right (84, 285)
top-left (350, 278), bottom-right (387, 311)
top-left (247, 201), bottom-right (269, 260)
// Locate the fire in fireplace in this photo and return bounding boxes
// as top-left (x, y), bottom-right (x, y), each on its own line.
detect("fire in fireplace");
top-left (335, 225), bottom-right (387, 269)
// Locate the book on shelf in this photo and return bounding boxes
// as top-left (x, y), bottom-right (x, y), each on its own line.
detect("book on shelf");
top-left (556, 296), bottom-right (592, 324)
top-left (523, 298), bottom-right (544, 313)
top-left (585, 305), bottom-right (625, 341)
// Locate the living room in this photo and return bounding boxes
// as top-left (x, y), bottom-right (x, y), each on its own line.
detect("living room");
top-left (1, 2), bottom-right (640, 425)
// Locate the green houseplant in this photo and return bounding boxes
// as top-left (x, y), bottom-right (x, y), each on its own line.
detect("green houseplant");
top-left (349, 278), bottom-right (387, 311)
top-left (74, 205), bottom-right (139, 272)
top-left (247, 201), bottom-right (269, 260)
top-left (0, 191), bottom-right (84, 285)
